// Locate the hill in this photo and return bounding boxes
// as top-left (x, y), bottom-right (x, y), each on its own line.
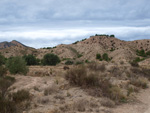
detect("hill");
top-left (0, 35), bottom-right (150, 63)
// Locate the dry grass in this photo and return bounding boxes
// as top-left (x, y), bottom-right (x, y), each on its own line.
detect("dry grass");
top-left (44, 84), bottom-right (58, 96)
top-left (101, 98), bottom-right (115, 108)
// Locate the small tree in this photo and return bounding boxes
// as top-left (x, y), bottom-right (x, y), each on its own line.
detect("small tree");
top-left (23, 54), bottom-right (38, 65)
top-left (102, 53), bottom-right (109, 61)
top-left (96, 53), bottom-right (101, 60)
top-left (42, 53), bottom-right (60, 66)
top-left (6, 57), bottom-right (28, 75)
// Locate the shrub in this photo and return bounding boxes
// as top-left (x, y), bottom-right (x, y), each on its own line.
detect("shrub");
top-left (0, 66), bottom-right (7, 77)
top-left (110, 35), bottom-right (115, 37)
top-left (75, 61), bottom-right (84, 65)
top-left (136, 49), bottom-right (147, 57)
top-left (96, 53), bottom-right (101, 60)
top-left (130, 77), bottom-right (148, 89)
top-left (6, 57), bottom-right (28, 75)
top-left (42, 53), bottom-right (60, 66)
top-left (130, 61), bottom-right (139, 67)
top-left (23, 54), bottom-right (39, 65)
top-left (0, 53), bottom-right (5, 65)
top-left (146, 51), bottom-right (150, 56)
top-left (44, 85), bottom-right (58, 96)
top-left (88, 63), bottom-right (106, 72)
top-left (65, 60), bottom-right (74, 65)
top-left (102, 53), bottom-right (110, 61)
top-left (101, 98), bottom-right (115, 108)
top-left (0, 77), bottom-right (14, 98)
top-left (12, 89), bottom-right (30, 103)
top-left (78, 54), bottom-right (83, 58)
top-left (65, 65), bottom-right (99, 87)
top-left (0, 99), bottom-right (16, 113)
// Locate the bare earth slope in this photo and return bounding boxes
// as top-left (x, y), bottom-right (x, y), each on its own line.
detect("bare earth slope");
top-left (0, 36), bottom-right (150, 62)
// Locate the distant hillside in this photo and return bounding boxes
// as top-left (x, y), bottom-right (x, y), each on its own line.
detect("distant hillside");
top-left (0, 40), bottom-right (38, 58)
top-left (0, 36), bottom-right (150, 63)
top-left (0, 40), bottom-right (27, 49)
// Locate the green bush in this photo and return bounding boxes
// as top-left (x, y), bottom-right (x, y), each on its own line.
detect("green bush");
top-left (42, 53), bottom-right (60, 66)
top-left (0, 66), bottom-right (7, 77)
top-left (96, 53), bottom-right (101, 60)
top-left (6, 57), bottom-right (28, 75)
top-left (65, 60), bottom-right (74, 65)
top-left (0, 53), bottom-right (5, 65)
top-left (136, 49), bottom-right (147, 57)
top-left (12, 89), bottom-right (30, 103)
top-left (102, 53), bottom-right (110, 61)
top-left (110, 35), bottom-right (115, 37)
top-left (23, 54), bottom-right (39, 65)
top-left (146, 51), bottom-right (150, 56)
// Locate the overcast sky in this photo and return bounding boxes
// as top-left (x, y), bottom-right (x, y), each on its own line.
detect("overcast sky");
top-left (0, 0), bottom-right (150, 48)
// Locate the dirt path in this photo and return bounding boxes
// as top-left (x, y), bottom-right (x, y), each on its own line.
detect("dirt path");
top-left (112, 84), bottom-right (150, 113)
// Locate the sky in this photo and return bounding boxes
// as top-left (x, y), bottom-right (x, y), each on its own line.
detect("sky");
top-left (0, 0), bottom-right (150, 48)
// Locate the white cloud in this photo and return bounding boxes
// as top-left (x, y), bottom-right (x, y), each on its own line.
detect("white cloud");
top-left (0, 26), bottom-right (150, 48)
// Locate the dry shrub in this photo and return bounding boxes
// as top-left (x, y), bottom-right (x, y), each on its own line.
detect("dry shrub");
top-left (0, 99), bottom-right (16, 113)
top-left (108, 86), bottom-right (127, 103)
top-left (65, 65), bottom-right (99, 87)
top-left (101, 98), bottom-right (115, 108)
top-left (12, 89), bottom-right (30, 103)
top-left (73, 99), bottom-right (89, 112)
top-left (130, 77), bottom-right (148, 89)
top-left (37, 97), bottom-right (49, 104)
top-left (88, 63), bottom-right (106, 72)
top-left (44, 84), bottom-right (58, 96)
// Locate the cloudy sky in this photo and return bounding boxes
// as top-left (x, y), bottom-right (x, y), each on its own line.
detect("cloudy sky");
top-left (0, 0), bottom-right (150, 48)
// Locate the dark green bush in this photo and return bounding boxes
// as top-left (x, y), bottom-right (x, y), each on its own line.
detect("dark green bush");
top-left (102, 53), bottom-right (110, 61)
top-left (42, 53), bottom-right (60, 66)
top-left (0, 66), bottom-right (7, 77)
top-left (65, 60), bottom-right (74, 65)
top-left (96, 53), bottom-right (101, 60)
top-left (136, 49), bottom-right (147, 57)
top-left (110, 35), bottom-right (115, 37)
top-left (12, 89), bottom-right (30, 103)
top-left (0, 53), bottom-right (5, 65)
top-left (23, 54), bottom-right (39, 65)
top-left (6, 57), bottom-right (28, 75)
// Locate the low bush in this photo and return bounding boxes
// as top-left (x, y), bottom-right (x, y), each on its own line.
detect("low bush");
top-left (12, 89), bottom-right (30, 103)
top-left (65, 60), bottom-right (74, 65)
top-left (0, 53), bottom-right (5, 65)
top-left (130, 77), bottom-right (148, 89)
top-left (88, 63), bottom-right (106, 72)
top-left (0, 98), bottom-right (16, 113)
top-left (0, 77), bottom-right (15, 98)
top-left (44, 84), bottom-right (58, 96)
top-left (0, 66), bottom-right (7, 77)
top-left (65, 65), bottom-right (99, 87)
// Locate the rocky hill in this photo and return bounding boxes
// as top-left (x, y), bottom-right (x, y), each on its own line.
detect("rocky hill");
top-left (0, 40), bottom-right (38, 58)
top-left (0, 35), bottom-right (150, 62)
